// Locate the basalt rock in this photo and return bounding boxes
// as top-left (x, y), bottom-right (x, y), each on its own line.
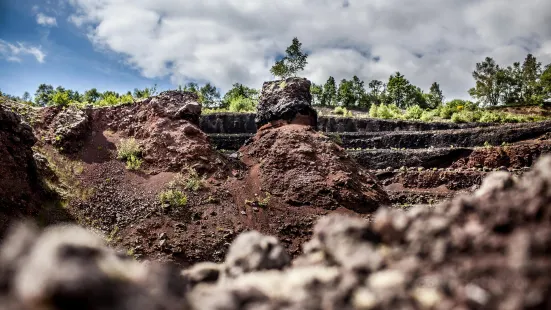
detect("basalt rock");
top-left (146, 90), bottom-right (202, 125)
top-left (50, 107), bottom-right (90, 153)
top-left (255, 77), bottom-right (317, 128)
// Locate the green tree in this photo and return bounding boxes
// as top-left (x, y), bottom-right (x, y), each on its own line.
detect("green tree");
top-left (50, 90), bottom-right (70, 106)
top-left (84, 88), bottom-right (101, 103)
top-left (385, 72), bottom-right (424, 108)
top-left (337, 79), bottom-right (355, 107)
top-left (222, 83), bottom-right (259, 108)
top-left (521, 54), bottom-right (542, 104)
top-left (351, 76), bottom-right (369, 108)
top-left (34, 84), bottom-right (54, 106)
top-left (322, 76), bottom-right (337, 106)
top-left (199, 83), bottom-right (221, 108)
top-left (425, 82), bottom-right (444, 108)
top-left (469, 57), bottom-right (501, 106)
top-left (368, 80), bottom-right (384, 105)
top-left (22, 91), bottom-right (31, 102)
top-left (270, 37), bottom-right (308, 79)
top-left (540, 64), bottom-right (551, 102)
top-left (310, 83), bottom-right (323, 106)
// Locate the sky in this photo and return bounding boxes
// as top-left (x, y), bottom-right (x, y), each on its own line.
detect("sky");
top-left (1, 0), bottom-right (551, 100)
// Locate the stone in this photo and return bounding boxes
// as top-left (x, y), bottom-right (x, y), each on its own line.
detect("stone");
top-left (255, 77), bottom-right (317, 128)
top-left (223, 231), bottom-right (290, 278)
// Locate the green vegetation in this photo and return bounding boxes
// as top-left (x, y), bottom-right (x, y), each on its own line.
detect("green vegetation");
top-left (167, 167), bottom-right (205, 192)
top-left (270, 37), bottom-right (308, 79)
top-left (125, 155), bottom-right (143, 170)
top-left (117, 138), bottom-right (142, 170)
top-left (159, 189), bottom-right (188, 208)
top-left (333, 106), bottom-right (353, 117)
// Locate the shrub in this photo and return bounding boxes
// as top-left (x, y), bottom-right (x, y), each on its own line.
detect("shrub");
top-left (404, 105), bottom-right (423, 120)
top-left (167, 167), bottom-right (205, 192)
top-left (51, 91), bottom-right (70, 107)
top-left (334, 106), bottom-right (345, 115)
top-left (125, 154), bottom-right (142, 170)
top-left (420, 110), bottom-right (437, 122)
top-left (159, 189), bottom-right (187, 208)
top-left (96, 94), bottom-right (119, 107)
top-left (369, 104), bottom-right (378, 118)
top-left (439, 105), bottom-right (455, 119)
top-left (117, 138), bottom-right (141, 160)
top-left (229, 95), bottom-right (257, 112)
top-left (479, 111), bottom-right (502, 123)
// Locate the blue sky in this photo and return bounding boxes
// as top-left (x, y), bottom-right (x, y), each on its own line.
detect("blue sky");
top-left (1, 0), bottom-right (550, 101)
top-left (0, 0), bottom-right (172, 98)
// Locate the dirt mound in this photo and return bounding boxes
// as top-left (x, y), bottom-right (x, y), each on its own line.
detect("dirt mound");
top-left (233, 123), bottom-right (389, 213)
top-left (2, 156), bottom-right (551, 310)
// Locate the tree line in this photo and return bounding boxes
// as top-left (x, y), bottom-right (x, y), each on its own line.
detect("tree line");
top-left (2, 38), bottom-right (550, 112)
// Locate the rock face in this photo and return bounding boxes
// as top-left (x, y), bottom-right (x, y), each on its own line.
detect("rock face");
top-left (2, 156), bottom-right (551, 309)
top-left (255, 77), bottom-right (317, 128)
top-left (0, 105), bottom-right (39, 234)
top-left (51, 107), bottom-right (90, 153)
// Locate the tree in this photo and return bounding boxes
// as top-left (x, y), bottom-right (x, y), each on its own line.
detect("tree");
top-left (469, 57), bottom-right (501, 106)
top-left (368, 80), bottom-right (385, 105)
top-left (270, 37), bottom-right (308, 79)
top-left (310, 83), bottom-right (323, 106)
top-left (426, 82), bottom-right (444, 108)
top-left (322, 76), bottom-right (337, 106)
top-left (223, 83), bottom-right (258, 105)
top-left (351, 76), bottom-right (369, 108)
top-left (22, 91), bottom-right (31, 102)
top-left (199, 83), bottom-right (221, 108)
top-left (521, 54), bottom-right (542, 104)
top-left (84, 88), bottom-right (101, 103)
top-left (385, 72), bottom-right (427, 108)
top-left (35, 84), bottom-right (54, 106)
top-left (540, 64), bottom-right (551, 102)
top-left (337, 79), bottom-right (355, 107)
top-left (50, 90), bottom-right (70, 106)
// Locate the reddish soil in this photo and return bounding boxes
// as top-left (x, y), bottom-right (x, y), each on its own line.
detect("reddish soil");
top-left (232, 122), bottom-right (390, 213)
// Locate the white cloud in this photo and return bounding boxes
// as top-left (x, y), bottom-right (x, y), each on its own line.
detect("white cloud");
top-left (0, 40), bottom-right (46, 63)
top-left (36, 13), bottom-right (58, 27)
top-left (67, 0), bottom-right (551, 98)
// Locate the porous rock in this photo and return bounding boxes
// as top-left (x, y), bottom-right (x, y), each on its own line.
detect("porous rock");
top-left (255, 77), bottom-right (317, 128)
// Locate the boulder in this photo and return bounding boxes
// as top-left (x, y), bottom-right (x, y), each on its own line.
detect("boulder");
top-left (255, 77), bottom-right (317, 128)
top-left (148, 91), bottom-right (202, 124)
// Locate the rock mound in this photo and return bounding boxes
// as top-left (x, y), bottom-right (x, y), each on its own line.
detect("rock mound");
top-left (91, 91), bottom-right (227, 175)
top-left (255, 77), bottom-right (317, 128)
top-left (3, 155), bottom-right (551, 309)
top-left (238, 124), bottom-right (389, 212)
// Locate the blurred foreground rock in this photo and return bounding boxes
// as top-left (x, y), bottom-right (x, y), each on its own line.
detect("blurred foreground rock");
top-left (3, 155), bottom-right (551, 309)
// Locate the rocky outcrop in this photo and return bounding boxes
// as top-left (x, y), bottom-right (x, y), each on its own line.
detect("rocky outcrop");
top-left (0, 105), bottom-right (39, 234)
top-left (255, 77), bottom-right (317, 128)
top-left (50, 107), bottom-right (90, 153)
top-left (145, 90), bottom-right (202, 125)
top-left (3, 155), bottom-right (551, 309)
top-left (90, 91), bottom-right (228, 176)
